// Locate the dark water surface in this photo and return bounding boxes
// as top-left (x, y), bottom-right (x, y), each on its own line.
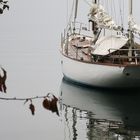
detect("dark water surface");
top-left (60, 79), bottom-right (140, 140)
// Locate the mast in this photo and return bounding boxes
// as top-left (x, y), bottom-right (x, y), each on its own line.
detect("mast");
top-left (128, 0), bottom-right (133, 60)
top-left (129, 0), bottom-right (133, 16)
top-left (73, 0), bottom-right (78, 34)
top-left (90, 0), bottom-right (101, 44)
top-left (91, 0), bottom-right (98, 35)
top-left (74, 0), bottom-right (78, 20)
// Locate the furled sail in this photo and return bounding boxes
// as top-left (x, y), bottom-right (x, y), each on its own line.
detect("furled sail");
top-left (129, 17), bottom-right (140, 35)
top-left (88, 4), bottom-right (122, 31)
top-left (91, 36), bottom-right (128, 56)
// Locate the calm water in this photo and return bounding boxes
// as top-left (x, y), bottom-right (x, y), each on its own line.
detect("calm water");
top-left (60, 79), bottom-right (140, 140)
top-left (1, 47), bottom-right (140, 140)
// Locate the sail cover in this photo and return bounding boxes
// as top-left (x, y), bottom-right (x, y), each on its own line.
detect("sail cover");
top-left (129, 17), bottom-right (140, 35)
top-left (91, 36), bottom-right (128, 56)
top-left (88, 4), bottom-right (122, 31)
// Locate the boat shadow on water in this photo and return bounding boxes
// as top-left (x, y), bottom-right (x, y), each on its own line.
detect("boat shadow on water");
top-left (59, 78), bottom-right (140, 140)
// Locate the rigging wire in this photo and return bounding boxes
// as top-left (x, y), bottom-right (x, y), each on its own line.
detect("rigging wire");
top-left (106, 0), bottom-right (109, 12)
top-left (64, 0), bottom-right (94, 37)
top-left (66, 0), bottom-right (68, 26)
top-left (82, 0), bottom-right (92, 7)
top-left (68, 0), bottom-right (75, 25)
top-left (122, 0), bottom-right (124, 26)
top-left (118, 0), bottom-right (124, 29)
top-left (65, 0), bottom-right (75, 34)
top-left (112, 0), bottom-right (117, 25)
top-left (102, 0), bottom-right (104, 7)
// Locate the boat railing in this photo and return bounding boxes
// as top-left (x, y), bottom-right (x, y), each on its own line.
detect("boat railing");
top-left (108, 48), bottom-right (140, 57)
top-left (108, 48), bottom-right (140, 52)
top-left (72, 21), bottom-right (90, 34)
top-left (62, 22), bottom-right (92, 38)
top-left (107, 48), bottom-right (140, 64)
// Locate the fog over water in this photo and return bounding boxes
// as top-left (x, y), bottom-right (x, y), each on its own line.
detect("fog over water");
top-left (1, 0), bottom-right (140, 140)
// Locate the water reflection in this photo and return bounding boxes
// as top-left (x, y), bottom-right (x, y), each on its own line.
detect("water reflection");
top-left (59, 78), bottom-right (140, 140)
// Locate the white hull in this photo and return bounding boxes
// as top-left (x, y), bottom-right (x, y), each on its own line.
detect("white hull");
top-left (61, 54), bottom-right (140, 88)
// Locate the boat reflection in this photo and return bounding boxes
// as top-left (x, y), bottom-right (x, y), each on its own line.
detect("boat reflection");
top-left (59, 78), bottom-right (140, 140)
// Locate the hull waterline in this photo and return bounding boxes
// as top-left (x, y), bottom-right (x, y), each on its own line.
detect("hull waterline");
top-left (61, 54), bottom-right (140, 88)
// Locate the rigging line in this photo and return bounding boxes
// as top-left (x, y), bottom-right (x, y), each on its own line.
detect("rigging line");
top-left (122, 0), bottom-right (124, 26)
top-left (112, 0), bottom-right (117, 25)
top-left (66, 0), bottom-right (68, 27)
top-left (82, 0), bottom-right (92, 7)
top-left (111, 0), bottom-right (113, 22)
top-left (68, 0), bottom-right (75, 24)
top-left (65, 0), bottom-right (75, 33)
top-left (106, 0), bottom-right (109, 13)
top-left (104, 0), bottom-right (106, 11)
top-left (118, 0), bottom-right (124, 27)
top-left (102, 0), bottom-right (104, 7)
top-left (110, 0), bottom-right (112, 15)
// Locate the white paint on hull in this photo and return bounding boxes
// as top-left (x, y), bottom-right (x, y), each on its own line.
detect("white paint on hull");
top-left (61, 54), bottom-right (140, 88)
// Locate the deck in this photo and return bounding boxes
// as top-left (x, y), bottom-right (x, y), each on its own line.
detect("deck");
top-left (61, 35), bottom-right (140, 66)
top-left (64, 36), bottom-right (92, 62)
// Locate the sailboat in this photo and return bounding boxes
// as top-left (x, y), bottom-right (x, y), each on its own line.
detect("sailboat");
top-left (60, 0), bottom-right (140, 88)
